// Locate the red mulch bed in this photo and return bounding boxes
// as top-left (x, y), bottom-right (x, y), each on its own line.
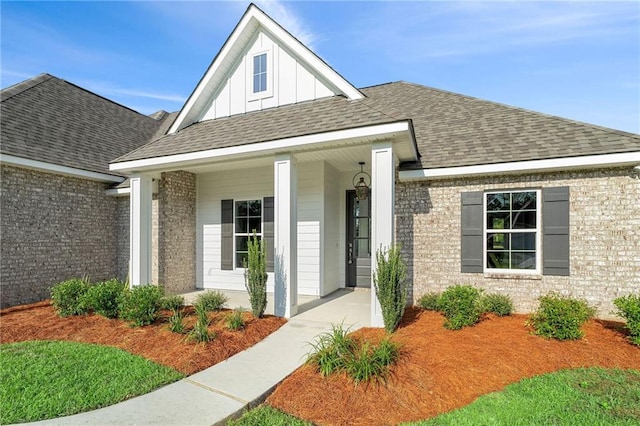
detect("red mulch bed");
top-left (0, 301), bottom-right (286, 375)
top-left (267, 308), bottom-right (640, 426)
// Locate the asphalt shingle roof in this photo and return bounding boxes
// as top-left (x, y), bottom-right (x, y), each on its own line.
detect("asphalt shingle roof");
top-left (1, 74), bottom-right (164, 176)
top-left (113, 81), bottom-right (640, 170)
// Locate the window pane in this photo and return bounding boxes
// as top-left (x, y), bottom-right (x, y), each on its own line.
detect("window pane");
top-left (511, 233), bottom-right (536, 250)
top-left (512, 192), bottom-right (536, 210)
top-left (253, 74), bottom-right (260, 93)
top-left (248, 217), bottom-right (261, 234)
top-left (511, 252), bottom-right (536, 270)
top-left (235, 218), bottom-right (248, 234)
top-left (259, 53), bottom-right (266, 71)
top-left (487, 233), bottom-right (509, 250)
top-left (236, 202), bottom-right (247, 217)
top-left (487, 252), bottom-right (509, 269)
top-left (236, 236), bottom-right (249, 252)
top-left (487, 212), bottom-right (510, 230)
top-left (512, 210), bottom-right (536, 229)
top-left (355, 199), bottom-right (369, 217)
top-left (236, 253), bottom-right (248, 268)
top-left (487, 193), bottom-right (509, 211)
top-left (253, 55), bottom-right (260, 73)
top-left (248, 200), bottom-right (261, 216)
top-left (260, 73), bottom-right (267, 92)
top-left (356, 238), bottom-right (369, 257)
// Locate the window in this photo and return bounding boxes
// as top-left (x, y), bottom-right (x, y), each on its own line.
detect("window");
top-left (235, 200), bottom-right (262, 267)
top-left (485, 190), bottom-right (539, 272)
top-left (252, 53), bottom-right (267, 94)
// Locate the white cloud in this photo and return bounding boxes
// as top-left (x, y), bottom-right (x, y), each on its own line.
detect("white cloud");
top-left (76, 79), bottom-right (186, 104)
top-left (256, 0), bottom-right (317, 49)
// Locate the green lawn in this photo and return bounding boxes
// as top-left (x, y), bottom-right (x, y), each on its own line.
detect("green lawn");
top-left (231, 368), bottom-right (640, 426)
top-left (0, 340), bottom-right (184, 424)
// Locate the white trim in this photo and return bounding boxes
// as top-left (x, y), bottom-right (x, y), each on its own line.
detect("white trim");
top-left (247, 48), bottom-right (273, 101)
top-left (399, 152), bottom-right (640, 180)
top-left (0, 154), bottom-right (124, 183)
top-left (483, 189), bottom-right (541, 275)
top-left (105, 187), bottom-right (131, 196)
top-left (167, 4), bottom-right (362, 134)
top-left (111, 121), bottom-right (412, 172)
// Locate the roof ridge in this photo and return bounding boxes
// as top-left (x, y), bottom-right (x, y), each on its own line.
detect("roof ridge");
top-left (1, 73), bottom-right (53, 103)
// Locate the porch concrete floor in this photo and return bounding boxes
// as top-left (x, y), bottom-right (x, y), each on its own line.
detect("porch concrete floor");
top-left (24, 288), bottom-right (371, 426)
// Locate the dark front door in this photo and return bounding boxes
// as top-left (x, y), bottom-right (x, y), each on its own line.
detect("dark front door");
top-left (346, 190), bottom-right (371, 287)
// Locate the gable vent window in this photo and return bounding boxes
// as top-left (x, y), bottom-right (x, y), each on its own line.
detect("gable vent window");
top-left (253, 53), bottom-right (268, 94)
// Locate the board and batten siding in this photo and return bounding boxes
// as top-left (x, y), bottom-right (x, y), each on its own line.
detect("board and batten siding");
top-left (196, 161), bottom-right (326, 296)
top-left (200, 30), bottom-right (336, 121)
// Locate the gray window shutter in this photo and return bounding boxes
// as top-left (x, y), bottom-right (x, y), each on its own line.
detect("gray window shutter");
top-left (263, 197), bottom-right (274, 272)
top-left (461, 191), bottom-right (483, 273)
top-left (543, 187), bottom-right (570, 276)
top-left (221, 199), bottom-right (234, 271)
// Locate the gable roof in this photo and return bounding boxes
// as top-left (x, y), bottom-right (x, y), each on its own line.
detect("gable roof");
top-left (167, 3), bottom-right (363, 134)
top-left (1, 73), bottom-right (164, 177)
top-left (113, 81), bottom-right (640, 170)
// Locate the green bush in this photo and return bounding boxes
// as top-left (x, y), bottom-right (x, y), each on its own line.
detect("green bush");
top-left (529, 292), bottom-right (595, 340)
top-left (417, 292), bottom-right (442, 311)
top-left (307, 324), bottom-right (356, 377)
top-left (226, 308), bottom-right (245, 331)
top-left (119, 285), bottom-right (164, 327)
top-left (244, 233), bottom-right (268, 318)
top-left (481, 293), bottom-right (514, 317)
top-left (160, 295), bottom-right (185, 312)
top-left (345, 337), bottom-right (400, 384)
top-left (167, 310), bottom-right (186, 334)
top-left (194, 291), bottom-right (227, 312)
top-left (373, 244), bottom-right (408, 333)
top-left (613, 294), bottom-right (640, 346)
top-left (439, 285), bottom-right (484, 330)
top-left (84, 279), bottom-right (126, 319)
top-left (50, 278), bottom-right (91, 317)
top-left (188, 302), bottom-right (213, 343)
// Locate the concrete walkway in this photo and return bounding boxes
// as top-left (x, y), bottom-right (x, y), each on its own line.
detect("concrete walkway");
top-left (24, 289), bottom-right (370, 426)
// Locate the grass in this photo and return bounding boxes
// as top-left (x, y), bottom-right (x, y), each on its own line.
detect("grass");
top-left (0, 340), bottom-right (184, 424)
top-left (407, 367), bottom-right (640, 425)
top-left (230, 368), bottom-right (640, 426)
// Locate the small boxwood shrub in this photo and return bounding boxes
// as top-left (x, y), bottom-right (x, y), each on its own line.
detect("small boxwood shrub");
top-left (439, 285), bottom-right (484, 330)
top-left (529, 292), bottom-right (595, 340)
top-left (194, 290), bottom-right (227, 312)
top-left (119, 285), bottom-right (164, 327)
top-left (481, 293), bottom-right (514, 317)
top-left (613, 294), bottom-right (640, 346)
top-left (84, 279), bottom-right (126, 319)
top-left (417, 292), bottom-right (441, 311)
top-left (50, 278), bottom-right (91, 317)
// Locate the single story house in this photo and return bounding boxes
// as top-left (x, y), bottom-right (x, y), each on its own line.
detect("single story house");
top-left (0, 74), bottom-right (173, 307)
top-left (108, 4), bottom-right (639, 326)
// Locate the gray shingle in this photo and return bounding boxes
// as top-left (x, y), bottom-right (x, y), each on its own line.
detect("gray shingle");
top-left (1, 74), bottom-right (163, 176)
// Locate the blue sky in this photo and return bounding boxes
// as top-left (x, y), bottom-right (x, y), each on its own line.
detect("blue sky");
top-left (2, 1), bottom-right (638, 133)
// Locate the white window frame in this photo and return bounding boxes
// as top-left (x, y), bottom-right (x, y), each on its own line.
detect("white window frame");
top-left (233, 198), bottom-right (263, 269)
top-left (483, 189), bottom-right (542, 275)
top-left (247, 47), bottom-right (273, 101)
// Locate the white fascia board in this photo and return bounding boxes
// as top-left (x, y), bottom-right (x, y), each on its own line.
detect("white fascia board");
top-left (111, 121), bottom-right (411, 173)
top-left (105, 187), bottom-right (131, 196)
top-left (399, 152), bottom-right (640, 181)
top-left (1, 154), bottom-right (125, 183)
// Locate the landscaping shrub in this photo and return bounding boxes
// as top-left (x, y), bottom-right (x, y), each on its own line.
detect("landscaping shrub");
top-left (244, 233), bottom-right (267, 318)
top-left (439, 285), bottom-right (484, 330)
top-left (84, 279), bottom-right (126, 319)
top-left (613, 294), bottom-right (640, 346)
top-left (194, 290), bottom-right (227, 312)
top-left (373, 244), bottom-right (408, 333)
top-left (307, 324), bottom-right (356, 377)
top-left (160, 295), bottom-right (185, 312)
top-left (226, 308), bottom-right (245, 331)
top-left (481, 293), bottom-right (514, 317)
top-left (188, 302), bottom-right (214, 343)
top-left (345, 337), bottom-right (400, 384)
top-left (119, 285), bottom-right (164, 327)
top-left (417, 292), bottom-right (442, 311)
top-left (50, 278), bottom-right (91, 317)
top-left (167, 310), bottom-right (186, 334)
top-left (528, 292), bottom-right (595, 340)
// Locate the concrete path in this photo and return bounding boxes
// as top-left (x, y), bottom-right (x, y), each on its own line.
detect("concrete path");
top-left (23, 289), bottom-right (370, 426)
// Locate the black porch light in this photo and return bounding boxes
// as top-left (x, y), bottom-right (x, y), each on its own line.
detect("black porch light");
top-left (352, 162), bottom-right (371, 201)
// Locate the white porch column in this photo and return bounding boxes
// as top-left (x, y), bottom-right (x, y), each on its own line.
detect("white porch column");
top-left (274, 154), bottom-right (298, 318)
top-left (129, 175), bottom-right (153, 287)
top-left (371, 142), bottom-right (395, 327)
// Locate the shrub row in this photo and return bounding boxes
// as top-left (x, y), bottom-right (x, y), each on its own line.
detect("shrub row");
top-left (417, 285), bottom-right (514, 330)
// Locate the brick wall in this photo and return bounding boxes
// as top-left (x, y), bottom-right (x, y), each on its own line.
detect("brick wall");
top-left (0, 164), bottom-right (121, 308)
top-left (396, 167), bottom-right (640, 318)
top-left (116, 197), bottom-right (130, 282)
top-left (157, 171), bottom-right (196, 294)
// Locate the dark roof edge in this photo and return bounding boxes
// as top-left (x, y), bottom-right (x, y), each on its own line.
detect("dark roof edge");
top-left (0, 73), bottom-right (53, 102)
